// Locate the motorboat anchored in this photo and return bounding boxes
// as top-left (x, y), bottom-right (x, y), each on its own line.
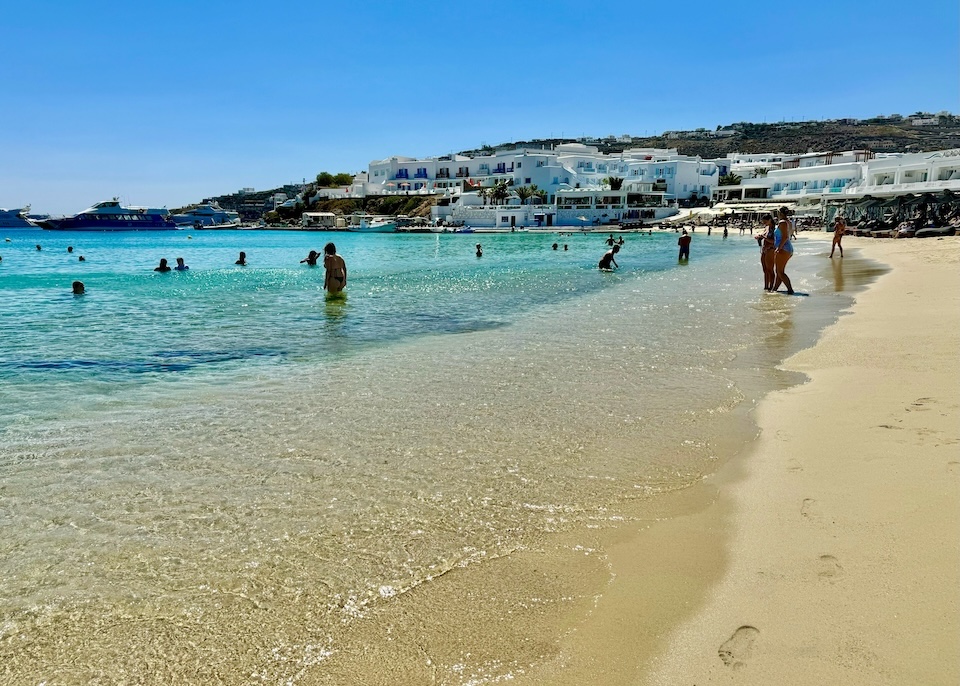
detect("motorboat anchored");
top-left (0, 206), bottom-right (37, 228)
top-left (170, 203), bottom-right (241, 229)
top-left (346, 213), bottom-right (396, 233)
top-left (39, 200), bottom-right (178, 231)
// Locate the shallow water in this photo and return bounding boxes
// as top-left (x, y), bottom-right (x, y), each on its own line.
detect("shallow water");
top-left (0, 228), bottom-right (851, 682)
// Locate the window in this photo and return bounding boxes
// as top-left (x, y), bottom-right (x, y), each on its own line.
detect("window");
top-left (516, 162), bottom-right (521, 168)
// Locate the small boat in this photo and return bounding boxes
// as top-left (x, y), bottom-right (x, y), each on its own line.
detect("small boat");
top-left (346, 213), bottom-right (396, 233)
top-left (0, 206), bottom-right (37, 228)
top-left (39, 200), bottom-right (178, 231)
top-left (170, 203), bottom-right (242, 229)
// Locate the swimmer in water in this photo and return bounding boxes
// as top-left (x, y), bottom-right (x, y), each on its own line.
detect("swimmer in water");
top-left (322, 242), bottom-right (347, 294)
top-left (301, 250), bottom-right (320, 266)
top-left (235, 251), bottom-right (247, 266)
top-left (175, 257), bottom-right (189, 271)
top-left (599, 244), bottom-right (620, 270)
top-left (72, 281), bottom-right (85, 295)
top-left (475, 243), bottom-right (483, 257)
top-left (154, 258), bottom-right (171, 272)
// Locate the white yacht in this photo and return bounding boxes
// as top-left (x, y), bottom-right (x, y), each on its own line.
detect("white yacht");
top-left (171, 203), bottom-right (242, 229)
top-left (346, 213), bottom-right (396, 233)
top-left (0, 206), bottom-right (37, 228)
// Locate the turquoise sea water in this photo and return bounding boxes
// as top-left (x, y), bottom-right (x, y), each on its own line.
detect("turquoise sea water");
top-left (0, 227), bottom-right (840, 682)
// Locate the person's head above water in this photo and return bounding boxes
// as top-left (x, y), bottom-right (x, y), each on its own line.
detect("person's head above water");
top-left (612, 245), bottom-right (620, 253)
top-left (72, 280), bottom-right (85, 295)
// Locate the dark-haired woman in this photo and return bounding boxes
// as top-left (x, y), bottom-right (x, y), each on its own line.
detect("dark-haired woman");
top-left (323, 243), bottom-right (347, 294)
top-left (757, 214), bottom-right (777, 291)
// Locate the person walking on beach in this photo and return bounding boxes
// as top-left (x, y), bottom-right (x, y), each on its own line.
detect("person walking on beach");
top-left (830, 217), bottom-right (846, 258)
top-left (757, 214), bottom-right (776, 291)
top-left (599, 244), bottom-right (620, 270)
top-left (773, 207), bottom-right (795, 294)
top-left (678, 229), bottom-right (692, 260)
top-left (323, 242), bottom-right (347, 294)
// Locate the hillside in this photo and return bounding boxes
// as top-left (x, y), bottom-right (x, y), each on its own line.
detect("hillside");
top-left (467, 115), bottom-right (960, 159)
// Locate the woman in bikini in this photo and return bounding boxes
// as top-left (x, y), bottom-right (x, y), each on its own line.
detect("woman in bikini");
top-left (757, 214), bottom-right (776, 291)
top-left (773, 207), bottom-right (795, 294)
top-left (830, 216), bottom-right (845, 258)
top-left (323, 242), bottom-right (347, 294)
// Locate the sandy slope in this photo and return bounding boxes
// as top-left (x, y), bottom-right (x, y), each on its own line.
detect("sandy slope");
top-left (645, 236), bottom-right (960, 684)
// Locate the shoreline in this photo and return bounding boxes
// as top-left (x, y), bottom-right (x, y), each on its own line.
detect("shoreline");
top-left (643, 236), bottom-right (960, 683)
top-left (293, 236), bottom-right (958, 684)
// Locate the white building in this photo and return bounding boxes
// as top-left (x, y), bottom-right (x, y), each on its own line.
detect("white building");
top-left (711, 148), bottom-right (960, 215)
top-left (362, 143), bottom-right (721, 226)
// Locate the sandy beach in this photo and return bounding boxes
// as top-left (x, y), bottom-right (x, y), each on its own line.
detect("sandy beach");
top-left (284, 234), bottom-right (959, 685)
top-left (640, 234), bottom-right (960, 684)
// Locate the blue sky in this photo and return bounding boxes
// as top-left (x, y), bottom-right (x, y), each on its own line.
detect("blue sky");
top-left (2, 0), bottom-right (957, 214)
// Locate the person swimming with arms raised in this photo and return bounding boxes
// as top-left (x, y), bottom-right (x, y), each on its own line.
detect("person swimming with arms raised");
top-left (323, 242), bottom-right (347, 294)
top-left (301, 250), bottom-right (320, 266)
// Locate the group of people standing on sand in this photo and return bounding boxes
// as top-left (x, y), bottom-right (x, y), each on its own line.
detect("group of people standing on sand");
top-left (756, 206), bottom-right (795, 294)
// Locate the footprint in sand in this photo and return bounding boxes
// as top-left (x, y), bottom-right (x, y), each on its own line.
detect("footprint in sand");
top-left (906, 397), bottom-right (934, 412)
top-left (818, 555), bottom-right (844, 582)
top-left (947, 461), bottom-right (959, 474)
top-left (786, 459), bottom-right (804, 473)
top-left (719, 626), bottom-right (759, 669)
top-left (800, 498), bottom-right (820, 519)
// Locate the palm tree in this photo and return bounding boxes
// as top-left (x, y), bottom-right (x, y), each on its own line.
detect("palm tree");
top-left (477, 186), bottom-right (490, 205)
top-left (718, 173), bottom-right (742, 186)
top-left (608, 176), bottom-right (625, 191)
top-left (754, 167), bottom-right (770, 178)
top-left (490, 180), bottom-right (510, 206)
top-left (529, 184), bottom-right (546, 204)
top-left (514, 185), bottom-right (534, 205)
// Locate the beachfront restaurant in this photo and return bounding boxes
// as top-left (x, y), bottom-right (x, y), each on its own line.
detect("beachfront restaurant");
top-left (555, 188), bottom-right (674, 226)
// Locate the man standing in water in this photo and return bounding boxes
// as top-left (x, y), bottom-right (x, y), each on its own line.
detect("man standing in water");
top-left (599, 244), bottom-right (620, 270)
top-left (323, 242), bottom-right (347, 294)
top-left (678, 229), bottom-right (692, 260)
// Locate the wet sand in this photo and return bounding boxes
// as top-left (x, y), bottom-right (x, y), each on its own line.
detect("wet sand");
top-left (644, 235), bottom-right (960, 684)
top-left (300, 235), bottom-right (959, 685)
